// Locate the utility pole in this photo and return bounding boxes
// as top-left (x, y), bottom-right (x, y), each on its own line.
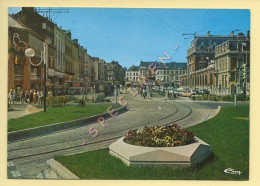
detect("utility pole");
top-left (43, 43), bottom-right (47, 112)
top-left (234, 69), bottom-right (237, 107)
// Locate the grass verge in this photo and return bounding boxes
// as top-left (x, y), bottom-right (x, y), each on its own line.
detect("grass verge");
top-left (55, 106), bottom-right (249, 180)
top-left (8, 104), bottom-right (120, 132)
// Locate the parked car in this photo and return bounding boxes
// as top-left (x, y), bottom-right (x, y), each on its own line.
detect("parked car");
top-left (198, 89), bottom-right (209, 94)
top-left (179, 90), bottom-right (195, 97)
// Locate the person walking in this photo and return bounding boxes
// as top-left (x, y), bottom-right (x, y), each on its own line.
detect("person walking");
top-left (140, 88), bottom-right (143, 97)
top-left (41, 89), bottom-right (44, 105)
top-left (25, 89), bottom-right (29, 103)
top-left (16, 89), bottom-right (21, 103)
top-left (165, 88), bottom-right (169, 100)
top-left (33, 90), bottom-right (37, 104)
top-left (147, 86), bottom-right (151, 100)
top-left (8, 89), bottom-right (12, 105)
top-left (169, 89), bottom-right (174, 100)
top-left (12, 89), bottom-right (17, 104)
top-left (143, 88), bottom-right (146, 99)
top-left (29, 90), bottom-right (33, 104)
top-left (37, 90), bottom-right (41, 104)
top-left (21, 89), bottom-right (25, 104)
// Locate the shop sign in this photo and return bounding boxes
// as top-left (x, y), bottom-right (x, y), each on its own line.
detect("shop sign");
top-left (73, 83), bottom-right (81, 87)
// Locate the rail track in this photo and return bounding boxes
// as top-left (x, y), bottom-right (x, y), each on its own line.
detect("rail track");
top-left (8, 101), bottom-right (192, 161)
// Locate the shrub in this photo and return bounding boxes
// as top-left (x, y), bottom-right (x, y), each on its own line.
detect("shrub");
top-left (78, 99), bottom-right (86, 106)
top-left (124, 124), bottom-right (195, 147)
top-left (191, 95), bottom-right (196, 100)
top-left (222, 95), bottom-right (234, 101)
top-left (202, 94), bottom-right (208, 100)
top-left (46, 96), bottom-right (69, 107)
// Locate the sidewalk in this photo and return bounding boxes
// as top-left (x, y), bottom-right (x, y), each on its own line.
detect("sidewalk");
top-left (8, 104), bottom-right (43, 120)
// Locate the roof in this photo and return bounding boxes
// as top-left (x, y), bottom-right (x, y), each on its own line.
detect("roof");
top-left (137, 61), bottom-right (187, 70)
top-left (128, 65), bottom-right (139, 71)
top-left (8, 15), bottom-right (29, 30)
top-left (139, 61), bottom-right (156, 67)
top-left (157, 62), bottom-right (187, 70)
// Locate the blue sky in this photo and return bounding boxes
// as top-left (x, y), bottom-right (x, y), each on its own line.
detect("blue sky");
top-left (9, 8), bottom-right (250, 68)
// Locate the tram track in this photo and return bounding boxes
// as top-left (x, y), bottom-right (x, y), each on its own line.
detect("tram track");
top-left (8, 101), bottom-right (192, 161)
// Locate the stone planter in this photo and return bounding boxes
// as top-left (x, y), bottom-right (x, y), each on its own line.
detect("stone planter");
top-left (109, 137), bottom-right (211, 169)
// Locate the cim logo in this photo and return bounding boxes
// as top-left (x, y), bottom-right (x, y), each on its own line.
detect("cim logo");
top-left (224, 168), bottom-right (242, 175)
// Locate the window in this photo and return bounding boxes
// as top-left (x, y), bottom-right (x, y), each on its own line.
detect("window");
top-left (14, 65), bottom-right (23, 75)
top-left (31, 68), bottom-right (37, 76)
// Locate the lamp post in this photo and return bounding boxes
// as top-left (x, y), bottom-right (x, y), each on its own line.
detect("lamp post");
top-left (25, 43), bottom-right (47, 112)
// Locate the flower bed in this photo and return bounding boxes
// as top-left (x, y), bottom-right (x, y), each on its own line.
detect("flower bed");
top-left (123, 124), bottom-right (195, 147)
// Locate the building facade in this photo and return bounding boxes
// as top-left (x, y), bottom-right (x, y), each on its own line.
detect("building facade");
top-left (65, 30), bottom-right (75, 84)
top-left (155, 62), bottom-right (187, 87)
top-left (106, 61), bottom-right (125, 85)
top-left (135, 61), bottom-right (187, 87)
top-left (180, 31), bottom-right (250, 95)
top-left (53, 24), bottom-right (66, 88)
top-left (125, 65), bottom-right (139, 82)
top-left (14, 8), bottom-right (57, 92)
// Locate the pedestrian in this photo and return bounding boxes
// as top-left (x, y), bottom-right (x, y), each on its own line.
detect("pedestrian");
top-left (143, 88), bottom-right (146, 99)
top-left (169, 89), bottom-right (174, 100)
top-left (29, 90), bottom-right (33, 104)
top-left (41, 89), bottom-right (44, 105)
top-left (140, 88), bottom-right (143, 97)
top-left (21, 89), bottom-right (25, 104)
top-left (37, 90), bottom-right (41, 104)
top-left (25, 89), bottom-right (29, 103)
top-left (33, 90), bottom-right (37, 104)
top-left (17, 89), bottom-right (21, 103)
top-left (13, 89), bottom-right (17, 104)
top-left (165, 89), bottom-right (169, 100)
top-left (8, 89), bottom-right (13, 109)
top-left (8, 89), bottom-right (12, 105)
top-left (147, 86), bottom-right (151, 100)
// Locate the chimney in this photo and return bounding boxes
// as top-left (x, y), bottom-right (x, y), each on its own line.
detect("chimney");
top-left (73, 39), bottom-right (78, 43)
top-left (22, 7), bottom-right (35, 13)
top-left (230, 31), bottom-right (234, 36)
top-left (247, 30), bottom-right (250, 38)
top-left (66, 30), bottom-right (71, 39)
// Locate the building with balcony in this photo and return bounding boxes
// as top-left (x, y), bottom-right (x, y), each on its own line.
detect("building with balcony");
top-left (180, 31), bottom-right (250, 95)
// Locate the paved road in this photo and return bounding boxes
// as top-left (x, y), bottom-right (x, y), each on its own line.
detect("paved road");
top-left (7, 91), bottom-right (248, 178)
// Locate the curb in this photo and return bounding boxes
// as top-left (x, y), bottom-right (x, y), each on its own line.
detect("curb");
top-left (46, 158), bottom-right (79, 179)
top-left (8, 106), bottom-right (127, 142)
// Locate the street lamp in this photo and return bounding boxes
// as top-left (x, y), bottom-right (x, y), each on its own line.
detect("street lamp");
top-left (25, 43), bottom-right (47, 112)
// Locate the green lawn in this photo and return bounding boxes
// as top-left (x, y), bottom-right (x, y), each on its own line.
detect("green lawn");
top-left (8, 104), bottom-right (120, 132)
top-left (55, 106), bottom-right (249, 180)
